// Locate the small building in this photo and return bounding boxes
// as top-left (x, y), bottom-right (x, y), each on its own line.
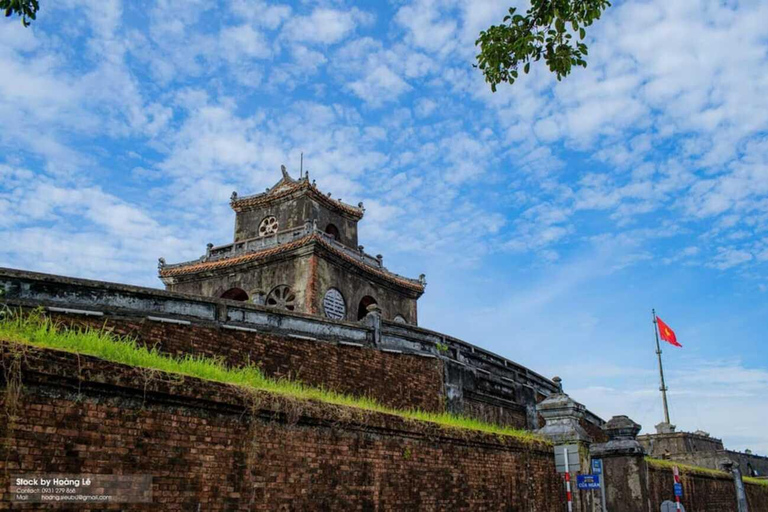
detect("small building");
top-left (159, 166), bottom-right (426, 324)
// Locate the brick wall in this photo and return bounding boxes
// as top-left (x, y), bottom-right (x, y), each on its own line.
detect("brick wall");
top-left (745, 481), bottom-right (768, 511)
top-left (647, 463), bottom-right (768, 512)
top-left (46, 312), bottom-right (444, 413)
top-left (462, 394), bottom-right (528, 429)
top-left (0, 344), bottom-right (564, 511)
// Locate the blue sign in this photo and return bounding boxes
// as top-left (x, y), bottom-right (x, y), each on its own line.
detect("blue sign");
top-left (592, 459), bottom-right (603, 474)
top-left (674, 483), bottom-right (683, 497)
top-left (577, 474), bottom-right (601, 490)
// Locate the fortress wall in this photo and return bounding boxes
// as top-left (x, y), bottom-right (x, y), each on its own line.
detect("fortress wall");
top-left (1, 268), bottom-right (580, 431)
top-left (0, 344), bottom-right (563, 511)
top-left (647, 464), bottom-right (768, 512)
top-left (42, 311), bottom-right (445, 414)
top-left (745, 481), bottom-right (768, 511)
top-left (639, 432), bottom-right (768, 476)
top-left (647, 464), bottom-right (735, 511)
top-left (462, 393), bottom-right (528, 429)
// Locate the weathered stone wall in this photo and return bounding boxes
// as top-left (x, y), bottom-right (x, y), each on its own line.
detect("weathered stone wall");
top-left (313, 254), bottom-right (419, 324)
top-left (235, 194), bottom-right (359, 249)
top-left (0, 345), bottom-right (564, 511)
top-left (647, 464), bottom-right (768, 512)
top-left (43, 311), bottom-right (445, 413)
top-left (166, 250), bottom-right (312, 307)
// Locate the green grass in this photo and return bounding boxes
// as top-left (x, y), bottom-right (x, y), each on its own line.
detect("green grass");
top-left (744, 476), bottom-right (768, 487)
top-left (0, 308), bottom-right (543, 443)
top-left (647, 457), bottom-right (768, 486)
top-left (646, 457), bottom-right (729, 478)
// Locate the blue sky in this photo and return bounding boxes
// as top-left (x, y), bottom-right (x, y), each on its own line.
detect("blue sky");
top-left (1, 0), bottom-right (767, 452)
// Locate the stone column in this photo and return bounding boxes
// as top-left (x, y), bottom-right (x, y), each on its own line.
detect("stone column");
top-left (536, 377), bottom-right (591, 444)
top-left (536, 378), bottom-right (595, 512)
top-left (720, 460), bottom-right (749, 512)
top-left (590, 415), bottom-right (651, 512)
top-left (361, 304), bottom-right (382, 346)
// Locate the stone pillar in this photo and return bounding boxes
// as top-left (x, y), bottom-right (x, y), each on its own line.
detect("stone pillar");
top-left (536, 378), bottom-right (594, 512)
top-left (361, 304), bottom-right (382, 346)
top-left (590, 415), bottom-right (651, 512)
top-left (536, 377), bottom-right (590, 444)
top-left (720, 460), bottom-right (749, 512)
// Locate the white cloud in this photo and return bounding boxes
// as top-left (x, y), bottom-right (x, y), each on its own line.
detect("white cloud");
top-left (348, 65), bottom-right (411, 106)
top-left (283, 8), bottom-right (371, 45)
top-left (220, 24), bottom-right (272, 60)
top-left (395, 0), bottom-right (458, 55)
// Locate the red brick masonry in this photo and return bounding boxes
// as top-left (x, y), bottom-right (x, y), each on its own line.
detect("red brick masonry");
top-left (46, 313), bottom-right (445, 414)
top-left (0, 343), bottom-right (564, 511)
top-left (647, 464), bottom-right (768, 512)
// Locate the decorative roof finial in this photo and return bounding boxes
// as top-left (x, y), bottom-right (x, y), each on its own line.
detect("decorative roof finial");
top-left (358, 201), bottom-right (364, 210)
top-left (419, 274), bottom-right (427, 286)
top-left (281, 164), bottom-right (291, 180)
top-left (158, 257), bottom-right (166, 270)
top-left (230, 191), bottom-right (238, 202)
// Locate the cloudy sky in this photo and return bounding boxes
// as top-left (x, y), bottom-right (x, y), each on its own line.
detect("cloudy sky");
top-left (1, 0), bottom-right (767, 452)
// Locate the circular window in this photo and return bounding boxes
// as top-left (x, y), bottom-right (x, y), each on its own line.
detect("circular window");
top-left (323, 288), bottom-right (346, 320)
top-left (258, 215), bottom-right (278, 236)
top-left (266, 285), bottom-right (295, 311)
top-left (393, 315), bottom-right (407, 324)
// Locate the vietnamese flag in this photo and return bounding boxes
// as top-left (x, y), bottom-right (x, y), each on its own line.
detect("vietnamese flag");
top-left (657, 316), bottom-right (682, 347)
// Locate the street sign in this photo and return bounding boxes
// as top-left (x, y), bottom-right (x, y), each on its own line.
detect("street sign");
top-left (554, 444), bottom-right (579, 473)
top-left (674, 483), bottom-right (683, 497)
top-left (592, 458), bottom-right (603, 474)
top-left (576, 474), bottom-right (601, 490)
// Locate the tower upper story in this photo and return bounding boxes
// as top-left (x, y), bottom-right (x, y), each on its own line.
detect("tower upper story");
top-left (159, 166), bottom-right (425, 325)
top-left (230, 166), bottom-right (364, 250)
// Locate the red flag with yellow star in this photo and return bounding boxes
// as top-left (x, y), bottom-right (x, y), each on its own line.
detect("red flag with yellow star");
top-left (657, 316), bottom-right (681, 347)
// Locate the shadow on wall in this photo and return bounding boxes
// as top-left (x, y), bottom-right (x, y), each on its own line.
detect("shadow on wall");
top-left (357, 296), bottom-right (377, 320)
top-left (221, 288), bottom-right (249, 301)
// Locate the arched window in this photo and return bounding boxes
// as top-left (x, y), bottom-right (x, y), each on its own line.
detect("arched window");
top-left (325, 223), bottom-right (340, 240)
top-left (266, 285), bottom-right (296, 311)
top-left (258, 215), bottom-right (278, 236)
top-left (220, 288), bottom-right (249, 301)
top-left (357, 296), bottom-right (378, 320)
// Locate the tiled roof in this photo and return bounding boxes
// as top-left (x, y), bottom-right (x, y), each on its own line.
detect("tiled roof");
top-left (159, 236), bottom-right (312, 277)
top-left (159, 234), bottom-right (424, 293)
top-left (231, 180), bottom-right (364, 219)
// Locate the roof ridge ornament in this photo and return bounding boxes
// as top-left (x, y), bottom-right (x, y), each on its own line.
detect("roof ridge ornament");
top-left (280, 164), bottom-right (294, 182)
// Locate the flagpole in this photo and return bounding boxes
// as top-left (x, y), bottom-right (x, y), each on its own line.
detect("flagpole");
top-left (652, 308), bottom-right (671, 424)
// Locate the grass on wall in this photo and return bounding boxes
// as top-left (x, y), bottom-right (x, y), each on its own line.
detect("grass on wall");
top-left (0, 308), bottom-right (544, 443)
top-left (744, 477), bottom-right (768, 487)
top-left (646, 458), bottom-right (768, 487)
top-left (646, 457), bottom-right (730, 478)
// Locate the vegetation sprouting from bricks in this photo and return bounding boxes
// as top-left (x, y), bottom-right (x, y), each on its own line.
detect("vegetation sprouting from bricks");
top-left (0, 308), bottom-right (544, 443)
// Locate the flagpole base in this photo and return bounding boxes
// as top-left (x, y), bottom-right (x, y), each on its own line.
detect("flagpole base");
top-left (655, 422), bottom-right (677, 434)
